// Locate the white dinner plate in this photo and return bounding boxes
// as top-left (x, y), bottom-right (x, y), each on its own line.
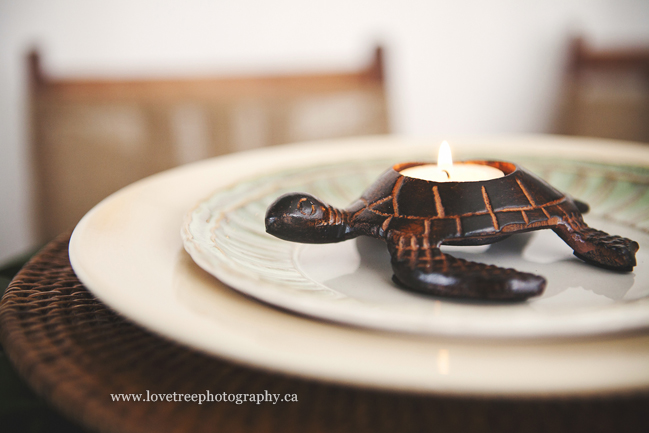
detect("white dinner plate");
top-left (70, 135), bottom-right (649, 396)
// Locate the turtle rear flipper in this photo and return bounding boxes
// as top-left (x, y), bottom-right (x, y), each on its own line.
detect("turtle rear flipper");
top-left (553, 218), bottom-right (639, 272)
top-left (388, 235), bottom-right (545, 301)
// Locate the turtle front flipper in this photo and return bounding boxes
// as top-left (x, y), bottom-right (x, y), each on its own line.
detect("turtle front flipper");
top-left (388, 234), bottom-right (545, 301)
top-left (553, 217), bottom-right (639, 272)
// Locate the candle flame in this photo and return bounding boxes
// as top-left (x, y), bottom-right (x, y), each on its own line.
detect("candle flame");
top-left (438, 141), bottom-right (453, 173)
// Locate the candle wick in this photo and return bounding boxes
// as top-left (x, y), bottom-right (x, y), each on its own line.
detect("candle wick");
top-left (442, 170), bottom-right (450, 179)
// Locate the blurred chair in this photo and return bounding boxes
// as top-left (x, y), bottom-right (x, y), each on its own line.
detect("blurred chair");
top-left (556, 37), bottom-right (649, 143)
top-left (29, 47), bottom-right (389, 243)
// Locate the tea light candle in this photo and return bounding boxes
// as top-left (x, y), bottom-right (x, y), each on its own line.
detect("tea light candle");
top-left (400, 141), bottom-right (505, 182)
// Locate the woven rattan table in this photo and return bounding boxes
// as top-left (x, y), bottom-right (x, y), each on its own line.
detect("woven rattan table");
top-left (1, 233), bottom-right (647, 433)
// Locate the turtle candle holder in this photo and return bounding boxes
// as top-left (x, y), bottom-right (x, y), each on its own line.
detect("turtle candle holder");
top-left (265, 161), bottom-right (639, 301)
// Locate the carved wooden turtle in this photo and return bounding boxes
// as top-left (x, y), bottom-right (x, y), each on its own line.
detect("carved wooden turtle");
top-left (265, 161), bottom-right (639, 301)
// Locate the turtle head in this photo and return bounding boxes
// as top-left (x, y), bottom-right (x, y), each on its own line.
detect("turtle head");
top-left (265, 193), bottom-right (349, 243)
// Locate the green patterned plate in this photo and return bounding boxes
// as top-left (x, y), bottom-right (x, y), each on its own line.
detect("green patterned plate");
top-left (183, 139), bottom-right (649, 338)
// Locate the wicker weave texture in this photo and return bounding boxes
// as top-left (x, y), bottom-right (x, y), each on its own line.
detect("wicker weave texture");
top-left (0, 233), bottom-right (648, 433)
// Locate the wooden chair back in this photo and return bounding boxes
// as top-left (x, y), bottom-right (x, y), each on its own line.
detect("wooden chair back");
top-left (556, 37), bottom-right (649, 143)
top-left (29, 47), bottom-right (389, 242)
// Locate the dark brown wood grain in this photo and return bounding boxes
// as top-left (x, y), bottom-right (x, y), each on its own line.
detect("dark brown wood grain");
top-left (265, 161), bottom-right (639, 301)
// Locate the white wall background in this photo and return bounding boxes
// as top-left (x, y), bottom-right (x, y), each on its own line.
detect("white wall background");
top-left (1, 0), bottom-right (649, 262)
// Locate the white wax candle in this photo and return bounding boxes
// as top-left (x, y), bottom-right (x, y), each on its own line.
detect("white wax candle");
top-left (400, 163), bottom-right (504, 182)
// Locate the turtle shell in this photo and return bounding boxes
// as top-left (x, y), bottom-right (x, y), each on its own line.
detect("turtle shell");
top-left (346, 161), bottom-right (581, 243)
